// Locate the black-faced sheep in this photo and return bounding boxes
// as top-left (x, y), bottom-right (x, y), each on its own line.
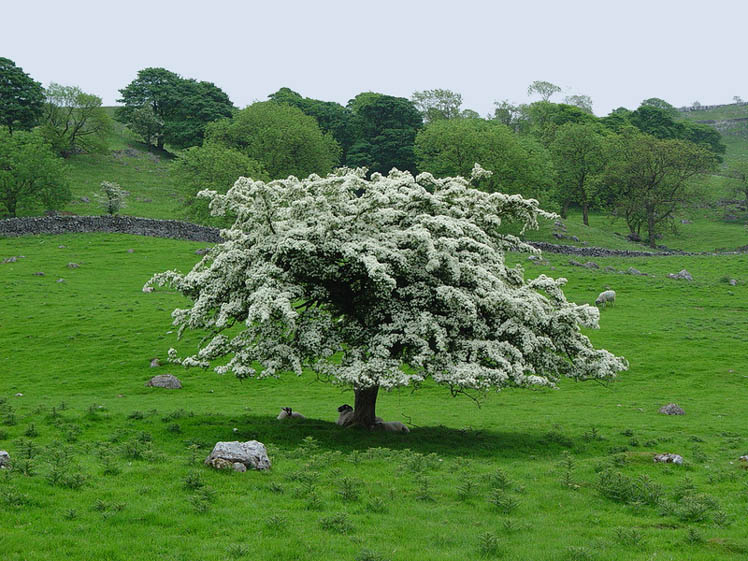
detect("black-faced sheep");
top-left (277, 407), bottom-right (305, 420)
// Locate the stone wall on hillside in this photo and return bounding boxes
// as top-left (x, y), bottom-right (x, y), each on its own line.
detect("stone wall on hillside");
top-left (0, 215), bottom-right (222, 243)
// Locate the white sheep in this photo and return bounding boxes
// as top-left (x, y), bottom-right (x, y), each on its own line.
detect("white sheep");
top-left (595, 290), bottom-right (616, 307)
top-left (277, 407), bottom-right (305, 420)
top-left (373, 420), bottom-right (410, 433)
top-left (336, 404), bottom-right (383, 426)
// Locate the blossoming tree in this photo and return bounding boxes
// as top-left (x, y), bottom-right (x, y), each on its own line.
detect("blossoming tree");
top-left (148, 166), bottom-right (627, 427)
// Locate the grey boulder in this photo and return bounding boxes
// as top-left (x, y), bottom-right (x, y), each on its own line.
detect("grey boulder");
top-left (659, 403), bottom-right (685, 415)
top-left (0, 450), bottom-right (9, 468)
top-left (145, 374), bottom-right (182, 389)
top-left (667, 269), bottom-right (693, 281)
top-left (205, 440), bottom-right (271, 471)
top-left (654, 453), bottom-right (683, 465)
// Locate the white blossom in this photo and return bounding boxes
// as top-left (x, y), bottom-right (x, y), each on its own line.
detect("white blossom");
top-left (150, 168), bottom-right (627, 396)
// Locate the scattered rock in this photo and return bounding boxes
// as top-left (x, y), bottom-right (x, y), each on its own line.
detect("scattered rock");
top-left (667, 269), bottom-right (693, 281)
top-left (232, 462), bottom-right (247, 472)
top-left (80, 196), bottom-right (90, 203)
top-left (569, 235), bottom-right (580, 242)
top-left (33, 272), bottom-right (45, 276)
top-left (195, 247), bottom-right (211, 255)
top-left (56, 278), bottom-right (65, 283)
top-left (145, 374), bottom-right (182, 389)
top-left (583, 261), bottom-right (599, 269)
top-left (553, 232), bottom-right (565, 240)
top-left (58, 245), bottom-right (66, 249)
top-left (554, 220), bottom-right (567, 230)
top-left (150, 358), bottom-right (161, 368)
top-left (680, 219), bottom-right (692, 224)
top-left (67, 263), bottom-right (80, 269)
top-left (728, 279), bottom-right (737, 286)
top-left (627, 232), bottom-right (642, 242)
top-left (739, 455), bottom-right (748, 463)
top-left (626, 267), bottom-right (645, 276)
top-left (1, 256), bottom-right (17, 263)
top-left (15, 393), bottom-right (23, 397)
top-left (659, 403), bottom-right (685, 415)
top-left (0, 451), bottom-right (9, 469)
top-left (654, 453), bottom-right (683, 465)
top-left (527, 255), bottom-right (549, 265)
top-left (116, 394), bottom-right (124, 398)
top-left (142, 286), bottom-right (154, 293)
top-left (127, 249), bottom-right (135, 254)
top-left (204, 440), bottom-right (271, 471)
top-left (569, 259), bottom-right (583, 267)
top-left (724, 214), bottom-right (738, 221)
top-left (604, 266), bottom-right (617, 273)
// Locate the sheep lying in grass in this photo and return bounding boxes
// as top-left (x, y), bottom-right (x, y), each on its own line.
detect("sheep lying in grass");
top-left (277, 407), bottom-right (305, 420)
top-left (336, 404), bottom-right (383, 426)
top-left (373, 420), bottom-right (410, 433)
top-left (595, 290), bottom-right (616, 307)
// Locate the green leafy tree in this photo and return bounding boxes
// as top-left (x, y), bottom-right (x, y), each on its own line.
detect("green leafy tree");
top-left (147, 167), bottom-right (627, 427)
top-left (171, 141), bottom-right (268, 223)
top-left (527, 80), bottom-right (562, 102)
top-left (0, 128), bottom-right (70, 217)
top-left (603, 130), bottom-right (716, 247)
top-left (0, 58), bottom-right (45, 134)
top-left (492, 100), bottom-right (528, 132)
top-left (268, 87), bottom-right (356, 162)
top-left (346, 93), bottom-right (422, 174)
top-left (127, 105), bottom-right (163, 147)
top-left (640, 98), bottom-right (679, 118)
top-left (524, 101), bottom-right (599, 147)
top-left (40, 83), bottom-right (112, 156)
top-left (563, 95), bottom-right (593, 114)
top-left (726, 161), bottom-right (748, 206)
top-left (205, 101), bottom-right (340, 179)
top-left (551, 123), bottom-right (606, 223)
top-left (117, 68), bottom-right (233, 150)
top-left (411, 89), bottom-right (463, 123)
top-left (414, 118), bottom-right (553, 201)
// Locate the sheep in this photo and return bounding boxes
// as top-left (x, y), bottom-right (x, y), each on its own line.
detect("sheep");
top-left (373, 420), bottom-right (410, 433)
top-left (277, 407), bottom-right (305, 420)
top-left (595, 290), bottom-right (616, 307)
top-left (336, 404), bottom-right (383, 426)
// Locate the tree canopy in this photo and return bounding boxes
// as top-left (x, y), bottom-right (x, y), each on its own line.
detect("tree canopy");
top-left (346, 93), bottom-right (423, 174)
top-left (414, 118), bottom-right (553, 201)
top-left (117, 68), bottom-right (234, 150)
top-left (0, 58), bottom-right (45, 134)
top-left (527, 80), bottom-right (562, 102)
top-left (148, 167), bottom-right (627, 427)
top-left (205, 101), bottom-right (340, 179)
top-left (0, 128), bottom-right (70, 217)
top-left (411, 89), bottom-right (464, 123)
top-left (40, 83), bottom-right (113, 156)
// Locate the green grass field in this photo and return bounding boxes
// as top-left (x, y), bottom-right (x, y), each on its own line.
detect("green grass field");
top-left (1, 233), bottom-right (746, 561)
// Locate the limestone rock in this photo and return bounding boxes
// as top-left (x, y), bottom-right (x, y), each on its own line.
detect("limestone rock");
top-left (659, 403), bottom-right (685, 415)
top-left (150, 358), bottom-right (161, 368)
top-left (0, 450), bottom-right (9, 469)
top-left (32, 272), bottom-right (45, 276)
top-left (67, 263), bottom-right (80, 269)
top-left (205, 440), bottom-right (271, 471)
top-left (127, 249), bottom-right (134, 254)
top-left (626, 267), bottom-right (645, 276)
top-left (728, 279), bottom-right (737, 286)
top-left (145, 374), bottom-right (182, 389)
top-left (232, 462), bottom-right (247, 473)
top-left (2, 256), bottom-right (17, 263)
top-left (583, 261), bottom-right (599, 269)
top-left (654, 453), bottom-right (683, 464)
top-left (142, 286), bottom-right (154, 293)
top-left (667, 269), bottom-right (693, 281)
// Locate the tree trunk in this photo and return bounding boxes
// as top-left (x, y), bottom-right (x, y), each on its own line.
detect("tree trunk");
top-left (350, 386), bottom-right (379, 428)
top-left (582, 203), bottom-right (589, 226)
top-left (157, 135), bottom-right (164, 151)
top-left (560, 200), bottom-right (569, 219)
top-left (646, 206), bottom-right (657, 248)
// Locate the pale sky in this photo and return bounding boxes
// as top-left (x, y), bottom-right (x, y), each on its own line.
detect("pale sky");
top-left (3, 0), bottom-right (747, 117)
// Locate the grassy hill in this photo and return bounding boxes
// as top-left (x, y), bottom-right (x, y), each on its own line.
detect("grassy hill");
top-left (1, 233), bottom-right (746, 560)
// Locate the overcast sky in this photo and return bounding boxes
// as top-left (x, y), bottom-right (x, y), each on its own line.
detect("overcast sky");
top-left (3, 0), bottom-right (747, 117)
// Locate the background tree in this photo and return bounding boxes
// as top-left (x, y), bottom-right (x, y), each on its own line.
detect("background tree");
top-left (563, 95), bottom-right (593, 114)
top-left (95, 181), bottom-right (127, 215)
top-left (551, 122), bottom-right (606, 223)
top-left (491, 100), bottom-right (527, 132)
top-left (268, 87), bottom-right (356, 162)
top-left (527, 80), bottom-right (562, 102)
top-left (726, 161), bottom-right (748, 206)
top-left (603, 130), bottom-right (716, 247)
top-left (414, 118), bottom-right (553, 201)
top-left (0, 128), bottom-right (70, 217)
top-left (0, 58), bottom-right (45, 134)
top-left (117, 68), bottom-right (233, 150)
top-left (127, 105), bottom-right (163, 147)
top-left (640, 97), bottom-right (679, 118)
top-left (171, 141), bottom-right (268, 223)
top-left (411, 89), bottom-right (463, 123)
top-left (346, 93), bottom-right (422, 174)
top-left (148, 167), bottom-right (627, 427)
top-left (40, 83), bottom-right (112, 156)
top-left (205, 101), bottom-right (340, 179)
